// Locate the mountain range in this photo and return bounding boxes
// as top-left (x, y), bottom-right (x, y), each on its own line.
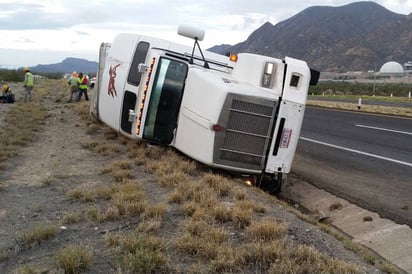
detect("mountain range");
top-left (31, 1), bottom-right (411, 73)
top-left (209, 1), bottom-right (412, 72)
top-left (30, 57), bottom-right (98, 75)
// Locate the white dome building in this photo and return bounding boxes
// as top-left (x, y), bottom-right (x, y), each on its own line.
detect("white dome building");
top-left (379, 61), bottom-right (404, 74)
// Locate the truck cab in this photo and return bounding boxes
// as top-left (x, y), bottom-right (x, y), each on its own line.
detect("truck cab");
top-left (91, 25), bottom-right (319, 192)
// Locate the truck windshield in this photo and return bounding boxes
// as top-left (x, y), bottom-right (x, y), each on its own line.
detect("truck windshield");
top-left (143, 58), bottom-right (188, 144)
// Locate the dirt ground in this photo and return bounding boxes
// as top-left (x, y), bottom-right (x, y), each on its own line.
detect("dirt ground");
top-left (0, 81), bottom-right (385, 273)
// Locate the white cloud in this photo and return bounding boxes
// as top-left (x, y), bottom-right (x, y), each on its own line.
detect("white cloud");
top-left (0, 0), bottom-right (409, 67)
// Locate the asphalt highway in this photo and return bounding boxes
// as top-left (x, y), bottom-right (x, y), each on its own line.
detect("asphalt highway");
top-left (292, 107), bottom-right (412, 227)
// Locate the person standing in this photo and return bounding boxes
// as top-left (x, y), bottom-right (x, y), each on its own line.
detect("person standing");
top-left (77, 72), bottom-right (89, 101)
top-left (67, 71), bottom-right (79, 102)
top-left (23, 67), bottom-right (34, 102)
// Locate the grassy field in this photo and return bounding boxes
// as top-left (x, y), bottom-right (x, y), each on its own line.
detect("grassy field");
top-left (311, 94), bottom-right (412, 102)
top-left (308, 96), bottom-right (412, 118)
top-left (309, 80), bottom-right (412, 97)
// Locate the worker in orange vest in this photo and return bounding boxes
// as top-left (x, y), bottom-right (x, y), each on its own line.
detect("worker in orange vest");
top-left (77, 72), bottom-right (89, 101)
top-left (67, 71), bottom-right (79, 102)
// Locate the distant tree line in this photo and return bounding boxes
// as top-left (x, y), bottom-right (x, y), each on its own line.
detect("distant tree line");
top-left (309, 81), bottom-right (412, 97)
top-left (0, 69), bottom-right (62, 82)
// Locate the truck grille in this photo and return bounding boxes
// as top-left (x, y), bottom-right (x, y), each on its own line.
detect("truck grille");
top-left (214, 94), bottom-right (277, 171)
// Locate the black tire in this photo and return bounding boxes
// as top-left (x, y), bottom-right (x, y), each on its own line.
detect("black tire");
top-left (258, 172), bottom-right (283, 194)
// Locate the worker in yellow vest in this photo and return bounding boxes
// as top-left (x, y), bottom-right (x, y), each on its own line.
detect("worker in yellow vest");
top-left (77, 72), bottom-right (89, 101)
top-left (1, 84), bottom-right (15, 103)
top-left (23, 66), bottom-right (34, 102)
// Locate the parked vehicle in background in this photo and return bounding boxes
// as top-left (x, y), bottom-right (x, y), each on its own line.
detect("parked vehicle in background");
top-left (90, 25), bottom-right (319, 192)
top-left (89, 76), bottom-right (96, 88)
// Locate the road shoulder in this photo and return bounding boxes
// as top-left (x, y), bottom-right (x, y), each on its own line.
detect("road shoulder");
top-left (281, 174), bottom-right (412, 273)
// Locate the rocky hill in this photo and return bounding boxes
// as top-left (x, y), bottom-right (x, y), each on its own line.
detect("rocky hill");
top-left (208, 1), bottom-right (412, 72)
top-left (30, 57), bottom-right (98, 74)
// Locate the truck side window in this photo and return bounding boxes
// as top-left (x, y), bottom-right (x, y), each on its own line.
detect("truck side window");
top-left (127, 41), bottom-right (150, 86)
top-left (290, 74), bottom-right (301, 88)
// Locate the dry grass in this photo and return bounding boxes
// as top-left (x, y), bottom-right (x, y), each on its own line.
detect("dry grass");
top-left (232, 188), bottom-right (247, 200)
top-left (145, 148), bottom-right (198, 177)
top-left (231, 205), bottom-right (252, 229)
top-left (62, 211), bottom-right (82, 224)
top-left (54, 244), bottom-right (93, 274)
top-left (71, 99), bottom-right (90, 119)
top-left (67, 188), bottom-right (95, 202)
top-left (0, 249), bottom-right (9, 262)
top-left (40, 175), bottom-right (53, 186)
top-left (11, 265), bottom-right (37, 274)
top-left (246, 219), bottom-right (289, 241)
top-left (111, 169), bottom-right (135, 181)
top-left (379, 261), bottom-right (401, 274)
top-left (110, 159), bottom-right (134, 170)
top-left (269, 244), bottom-right (360, 274)
top-left (137, 220), bottom-right (163, 234)
top-left (85, 206), bottom-right (104, 223)
top-left (17, 224), bottom-right (58, 247)
top-left (158, 170), bottom-right (190, 188)
top-left (67, 178), bottom-right (150, 221)
top-left (103, 205), bottom-right (121, 221)
top-left (93, 185), bottom-right (115, 200)
top-left (201, 173), bottom-right (231, 197)
top-left (236, 240), bottom-right (283, 270)
top-left (85, 123), bottom-right (101, 135)
top-left (113, 198), bottom-right (146, 217)
top-left (143, 203), bottom-right (166, 220)
top-left (106, 233), bottom-right (169, 273)
top-left (126, 143), bottom-right (149, 165)
top-left (80, 141), bottom-right (99, 151)
top-left (0, 97), bottom-right (48, 167)
top-left (308, 99), bottom-right (412, 117)
top-left (92, 142), bottom-right (122, 155)
top-left (175, 222), bottom-right (229, 260)
top-left (102, 127), bottom-right (119, 140)
top-left (0, 79), bottom-right (386, 272)
top-left (133, 146), bottom-right (364, 273)
top-left (212, 204), bottom-right (232, 223)
top-left (210, 248), bottom-right (239, 273)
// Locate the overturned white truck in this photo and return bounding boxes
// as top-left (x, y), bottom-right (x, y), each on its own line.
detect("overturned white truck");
top-left (90, 25), bottom-right (319, 193)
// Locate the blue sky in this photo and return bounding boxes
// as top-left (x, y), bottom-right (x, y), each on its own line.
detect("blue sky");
top-left (0, 0), bottom-right (410, 68)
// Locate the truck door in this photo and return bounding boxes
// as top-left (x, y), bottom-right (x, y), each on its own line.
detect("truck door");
top-left (143, 57), bottom-right (188, 145)
top-left (120, 41), bottom-right (150, 135)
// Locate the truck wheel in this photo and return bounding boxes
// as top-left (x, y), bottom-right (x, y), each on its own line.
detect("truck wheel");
top-left (258, 172), bottom-right (282, 194)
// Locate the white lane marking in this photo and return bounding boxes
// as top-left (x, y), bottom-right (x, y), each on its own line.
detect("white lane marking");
top-left (300, 137), bottom-right (412, 168)
top-left (355, 124), bottom-right (412, 136)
